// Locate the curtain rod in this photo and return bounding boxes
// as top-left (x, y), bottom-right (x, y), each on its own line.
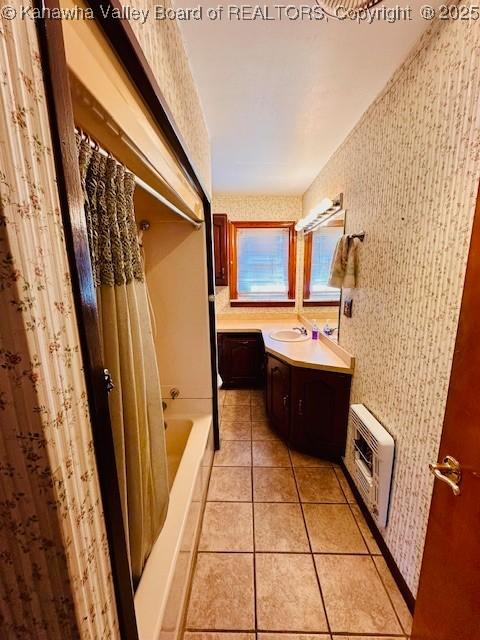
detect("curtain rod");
top-left (76, 128), bottom-right (202, 230)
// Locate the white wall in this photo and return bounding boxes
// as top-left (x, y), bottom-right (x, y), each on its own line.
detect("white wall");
top-left (140, 209), bottom-right (212, 400)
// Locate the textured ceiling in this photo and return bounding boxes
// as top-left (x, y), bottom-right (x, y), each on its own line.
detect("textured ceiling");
top-left (175, 0), bottom-right (441, 194)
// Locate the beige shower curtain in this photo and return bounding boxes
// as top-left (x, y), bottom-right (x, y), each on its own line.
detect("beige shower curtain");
top-left (77, 135), bottom-right (169, 585)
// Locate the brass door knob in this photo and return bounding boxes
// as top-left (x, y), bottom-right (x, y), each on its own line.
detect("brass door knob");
top-left (429, 455), bottom-right (462, 496)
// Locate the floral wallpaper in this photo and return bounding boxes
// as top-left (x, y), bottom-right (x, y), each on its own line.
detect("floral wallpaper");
top-left (304, 13), bottom-right (480, 594)
top-left (0, 6), bottom-right (119, 638)
top-left (212, 194), bottom-right (337, 322)
top-left (124, 0), bottom-right (212, 195)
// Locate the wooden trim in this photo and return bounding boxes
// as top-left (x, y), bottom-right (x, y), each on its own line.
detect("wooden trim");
top-left (340, 461), bottom-right (416, 613)
top-left (303, 233), bottom-right (313, 300)
top-left (231, 300), bottom-right (296, 308)
top-left (229, 221), bottom-right (238, 299)
top-left (288, 222), bottom-right (297, 300)
top-left (203, 202), bottom-right (221, 450)
top-left (35, 4), bottom-right (139, 638)
top-left (229, 221), bottom-right (297, 304)
top-left (213, 214), bottom-right (229, 286)
top-left (303, 300), bottom-right (340, 307)
top-left (230, 221), bottom-right (296, 228)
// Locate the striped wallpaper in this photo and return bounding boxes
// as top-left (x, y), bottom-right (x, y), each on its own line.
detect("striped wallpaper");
top-left (0, 6), bottom-right (119, 638)
top-left (303, 12), bottom-right (480, 594)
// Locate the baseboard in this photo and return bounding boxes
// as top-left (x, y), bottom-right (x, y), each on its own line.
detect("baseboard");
top-left (340, 460), bottom-right (416, 614)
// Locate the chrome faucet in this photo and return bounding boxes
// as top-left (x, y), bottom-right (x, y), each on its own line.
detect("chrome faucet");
top-left (292, 326), bottom-right (308, 335)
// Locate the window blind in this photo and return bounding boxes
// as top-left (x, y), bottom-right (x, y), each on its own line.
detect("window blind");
top-left (237, 227), bottom-right (290, 299)
top-left (310, 226), bottom-right (342, 301)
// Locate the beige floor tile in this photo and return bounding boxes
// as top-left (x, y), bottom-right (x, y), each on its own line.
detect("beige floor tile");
top-left (295, 468), bottom-right (346, 503)
top-left (185, 634), bottom-right (255, 640)
top-left (303, 504), bottom-right (368, 554)
top-left (199, 503), bottom-right (253, 552)
top-left (334, 468), bottom-right (356, 503)
top-left (373, 556), bottom-right (413, 634)
top-left (251, 404), bottom-right (268, 421)
top-left (250, 395), bottom-right (265, 407)
top-left (259, 635), bottom-right (330, 640)
top-left (253, 467), bottom-right (299, 502)
top-left (254, 503), bottom-right (309, 552)
top-left (222, 405), bottom-right (252, 421)
top-left (224, 390), bottom-right (251, 406)
top-left (220, 420), bottom-right (252, 441)
top-left (252, 420), bottom-right (280, 441)
top-left (186, 553), bottom-right (255, 630)
top-left (350, 504), bottom-right (381, 554)
top-left (207, 467), bottom-right (252, 501)
top-left (290, 450), bottom-right (333, 468)
top-left (218, 390), bottom-right (227, 406)
top-left (315, 555), bottom-right (402, 635)
top-left (256, 553), bottom-right (328, 632)
top-left (214, 441), bottom-right (251, 467)
top-left (253, 441), bottom-right (291, 467)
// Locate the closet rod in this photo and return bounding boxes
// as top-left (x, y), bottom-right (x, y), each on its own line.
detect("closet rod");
top-left (76, 129), bottom-right (202, 230)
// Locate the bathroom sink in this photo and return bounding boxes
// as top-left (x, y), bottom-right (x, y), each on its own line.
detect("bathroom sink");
top-left (270, 329), bottom-right (310, 342)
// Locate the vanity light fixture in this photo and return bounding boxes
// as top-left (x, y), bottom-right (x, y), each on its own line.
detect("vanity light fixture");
top-left (295, 193), bottom-right (343, 234)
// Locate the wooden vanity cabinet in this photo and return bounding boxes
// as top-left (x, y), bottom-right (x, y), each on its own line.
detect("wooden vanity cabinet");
top-left (265, 354), bottom-right (290, 440)
top-left (217, 332), bottom-right (264, 388)
top-left (265, 352), bottom-right (351, 460)
top-left (213, 214), bottom-right (229, 286)
top-left (290, 366), bottom-right (351, 459)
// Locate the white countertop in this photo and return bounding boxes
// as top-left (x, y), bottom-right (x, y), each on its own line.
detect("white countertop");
top-left (216, 317), bottom-right (354, 374)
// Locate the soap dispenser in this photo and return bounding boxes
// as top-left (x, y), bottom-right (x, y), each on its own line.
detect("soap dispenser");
top-left (311, 321), bottom-right (319, 340)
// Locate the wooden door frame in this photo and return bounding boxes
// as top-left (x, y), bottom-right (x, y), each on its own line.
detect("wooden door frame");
top-left (35, 2), bottom-right (220, 638)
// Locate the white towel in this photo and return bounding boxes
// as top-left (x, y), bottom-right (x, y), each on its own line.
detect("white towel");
top-left (343, 237), bottom-right (359, 289)
top-left (328, 235), bottom-right (349, 288)
top-left (328, 235), bottom-right (359, 289)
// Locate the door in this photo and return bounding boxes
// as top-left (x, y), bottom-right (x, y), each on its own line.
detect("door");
top-left (290, 367), bottom-right (351, 459)
top-left (412, 187), bottom-right (480, 640)
top-left (220, 334), bottom-right (263, 387)
top-left (213, 214), bottom-right (228, 285)
top-left (266, 354), bottom-right (291, 439)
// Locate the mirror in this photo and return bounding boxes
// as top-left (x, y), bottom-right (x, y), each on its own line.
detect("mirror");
top-left (300, 212), bottom-right (345, 341)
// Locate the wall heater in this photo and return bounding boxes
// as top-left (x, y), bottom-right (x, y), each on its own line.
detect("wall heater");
top-left (349, 404), bottom-right (395, 528)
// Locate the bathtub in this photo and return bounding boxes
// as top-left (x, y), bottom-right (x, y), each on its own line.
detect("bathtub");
top-left (135, 407), bottom-right (213, 640)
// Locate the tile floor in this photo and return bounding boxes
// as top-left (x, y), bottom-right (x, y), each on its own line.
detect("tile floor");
top-left (184, 389), bottom-right (412, 640)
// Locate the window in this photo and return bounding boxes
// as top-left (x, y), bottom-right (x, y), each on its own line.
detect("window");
top-left (229, 222), bottom-right (296, 306)
top-left (303, 223), bottom-right (343, 305)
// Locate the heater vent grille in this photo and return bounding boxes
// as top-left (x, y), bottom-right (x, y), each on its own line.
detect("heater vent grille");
top-left (349, 404), bottom-right (395, 528)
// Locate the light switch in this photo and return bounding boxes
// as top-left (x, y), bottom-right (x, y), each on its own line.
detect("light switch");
top-left (344, 298), bottom-right (353, 318)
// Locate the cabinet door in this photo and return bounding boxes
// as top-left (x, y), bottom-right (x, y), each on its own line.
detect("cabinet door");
top-left (213, 214), bottom-right (228, 286)
top-left (266, 354), bottom-right (291, 440)
top-left (290, 367), bottom-right (351, 460)
top-left (219, 333), bottom-right (263, 387)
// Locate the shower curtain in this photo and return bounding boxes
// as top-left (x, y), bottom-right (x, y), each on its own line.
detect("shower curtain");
top-left (77, 135), bottom-right (169, 585)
